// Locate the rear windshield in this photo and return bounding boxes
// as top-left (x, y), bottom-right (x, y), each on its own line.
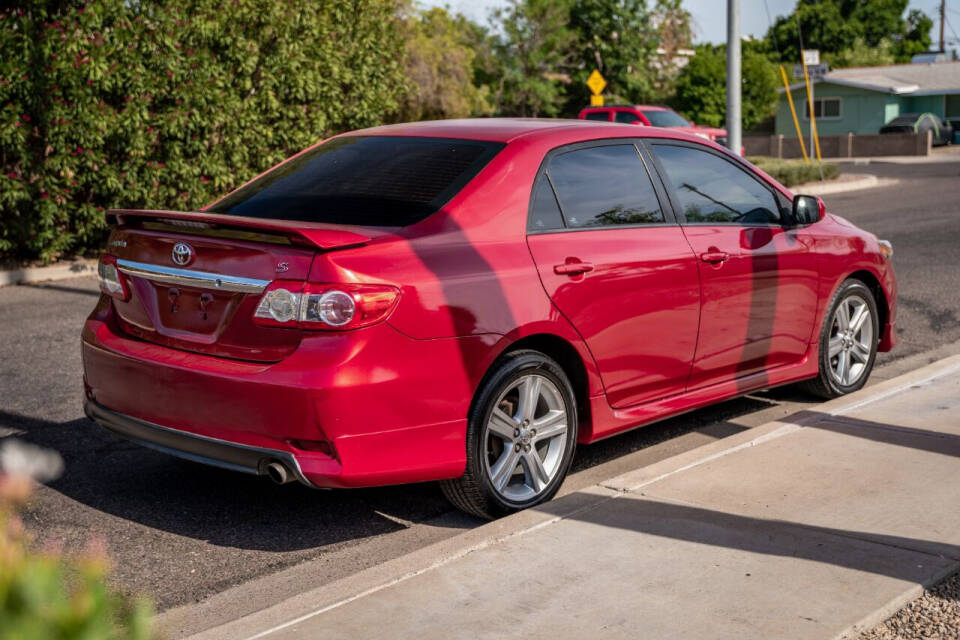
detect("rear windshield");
top-left (208, 136), bottom-right (505, 226)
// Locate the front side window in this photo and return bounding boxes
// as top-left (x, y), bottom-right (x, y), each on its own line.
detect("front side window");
top-left (652, 144), bottom-right (780, 225)
top-left (208, 136), bottom-right (504, 227)
top-left (547, 144), bottom-right (664, 228)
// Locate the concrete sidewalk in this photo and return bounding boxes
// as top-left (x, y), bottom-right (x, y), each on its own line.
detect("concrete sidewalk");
top-left (187, 356), bottom-right (960, 640)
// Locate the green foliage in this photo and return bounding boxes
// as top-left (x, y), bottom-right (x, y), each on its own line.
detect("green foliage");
top-left (825, 37), bottom-right (897, 69)
top-left (765, 0), bottom-right (932, 65)
top-left (492, 0), bottom-right (575, 117)
top-left (748, 157), bottom-right (839, 187)
top-left (565, 0), bottom-right (657, 105)
top-left (0, 474), bottom-right (156, 640)
top-left (0, 0), bottom-right (407, 263)
top-left (670, 44), bottom-right (779, 131)
top-left (397, 7), bottom-right (492, 121)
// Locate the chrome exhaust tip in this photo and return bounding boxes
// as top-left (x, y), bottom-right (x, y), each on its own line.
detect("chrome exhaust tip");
top-left (264, 460), bottom-right (293, 485)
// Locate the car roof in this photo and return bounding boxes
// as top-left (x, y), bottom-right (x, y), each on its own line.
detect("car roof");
top-left (343, 117), bottom-right (691, 144)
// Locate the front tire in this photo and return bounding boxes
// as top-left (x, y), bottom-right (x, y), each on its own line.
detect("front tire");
top-left (801, 279), bottom-right (879, 399)
top-left (440, 350), bottom-right (577, 520)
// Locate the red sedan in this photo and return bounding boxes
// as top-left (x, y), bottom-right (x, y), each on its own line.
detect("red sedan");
top-left (83, 119), bottom-right (897, 519)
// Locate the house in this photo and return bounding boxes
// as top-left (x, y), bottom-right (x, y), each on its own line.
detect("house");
top-left (775, 61), bottom-right (960, 137)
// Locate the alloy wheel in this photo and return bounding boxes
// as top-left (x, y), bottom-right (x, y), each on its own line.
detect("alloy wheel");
top-left (482, 373), bottom-right (569, 503)
top-left (827, 293), bottom-right (874, 387)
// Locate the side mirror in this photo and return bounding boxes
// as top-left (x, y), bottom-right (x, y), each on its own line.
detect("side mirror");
top-left (791, 194), bottom-right (825, 225)
top-left (628, 120), bottom-right (643, 125)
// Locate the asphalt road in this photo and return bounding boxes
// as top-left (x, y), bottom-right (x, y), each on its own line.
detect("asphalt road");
top-left (0, 158), bottom-right (957, 633)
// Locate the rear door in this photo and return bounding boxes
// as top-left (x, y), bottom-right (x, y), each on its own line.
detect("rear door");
top-left (645, 141), bottom-right (819, 390)
top-left (526, 141), bottom-right (700, 408)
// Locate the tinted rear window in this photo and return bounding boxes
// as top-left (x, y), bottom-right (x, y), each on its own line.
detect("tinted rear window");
top-left (208, 136), bottom-right (504, 226)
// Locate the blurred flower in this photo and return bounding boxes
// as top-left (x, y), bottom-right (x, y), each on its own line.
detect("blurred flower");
top-left (0, 439), bottom-right (63, 483)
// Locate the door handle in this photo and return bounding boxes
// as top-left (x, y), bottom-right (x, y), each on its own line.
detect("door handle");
top-left (554, 261), bottom-right (594, 276)
top-left (699, 251), bottom-right (729, 264)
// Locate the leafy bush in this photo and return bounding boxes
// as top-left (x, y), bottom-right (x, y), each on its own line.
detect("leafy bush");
top-left (0, 441), bottom-right (155, 639)
top-left (0, 1), bottom-right (407, 263)
top-left (669, 44), bottom-right (778, 131)
top-left (748, 157), bottom-right (839, 187)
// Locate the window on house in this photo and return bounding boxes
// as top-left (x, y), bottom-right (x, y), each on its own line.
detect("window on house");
top-left (803, 97), bottom-right (842, 120)
top-left (947, 95), bottom-right (960, 118)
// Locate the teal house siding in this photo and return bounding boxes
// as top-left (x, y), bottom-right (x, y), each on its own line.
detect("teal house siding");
top-left (775, 84), bottom-right (905, 136)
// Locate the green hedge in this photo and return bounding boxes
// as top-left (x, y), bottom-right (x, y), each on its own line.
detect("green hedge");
top-left (748, 157), bottom-right (839, 188)
top-left (0, 1), bottom-right (408, 263)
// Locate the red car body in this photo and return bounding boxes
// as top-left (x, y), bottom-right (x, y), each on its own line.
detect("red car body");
top-left (578, 105), bottom-right (729, 145)
top-left (81, 119), bottom-right (897, 492)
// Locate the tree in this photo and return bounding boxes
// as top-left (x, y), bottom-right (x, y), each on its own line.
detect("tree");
top-left (669, 44), bottom-right (778, 131)
top-left (492, 0), bottom-right (575, 117)
top-left (397, 7), bottom-right (492, 121)
top-left (825, 37), bottom-right (896, 68)
top-left (765, 0), bottom-right (932, 65)
top-left (649, 0), bottom-right (694, 101)
top-left (565, 0), bottom-right (658, 107)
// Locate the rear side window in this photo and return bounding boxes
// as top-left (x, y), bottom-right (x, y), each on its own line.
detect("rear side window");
top-left (208, 136), bottom-right (504, 226)
top-left (651, 144), bottom-right (780, 224)
top-left (528, 175), bottom-right (564, 231)
top-left (583, 111), bottom-right (610, 121)
top-left (547, 144), bottom-right (664, 228)
top-left (615, 111), bottom-right (642, 124)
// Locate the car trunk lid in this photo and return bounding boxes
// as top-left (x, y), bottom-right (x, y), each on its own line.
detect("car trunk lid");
top-left (104, 209), bottom-right (374, 362)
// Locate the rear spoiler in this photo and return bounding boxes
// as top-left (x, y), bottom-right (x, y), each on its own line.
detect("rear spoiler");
top-left (107, 209), bottom-right (371, 251)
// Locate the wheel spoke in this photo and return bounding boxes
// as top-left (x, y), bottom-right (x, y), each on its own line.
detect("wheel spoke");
top-left (522, 450), bottom-right (550, 493)
top-left (836, 350), bottom-right (850, 384)
top-left (836, 301), bottom-right (850, 330)
top-left (517, 376), bottom-right (542, 423)
top-left (488, 408), bottom-right (517, 440)
top-left (849, 304), bottom-right (868, 333)
top-left (489, 445), bottom-right (520, 492)
top-left (828, 336), bottom-right (844, 358)
top-left (532, 409), bottom-right (566, 442)
top-left (851, 341), bottom-right (871, 363)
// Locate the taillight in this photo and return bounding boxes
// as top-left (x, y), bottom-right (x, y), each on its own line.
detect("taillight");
top-left (97, 254), bottom-right (129, 300)
top-left (253, 281), bottom-right (399, 331)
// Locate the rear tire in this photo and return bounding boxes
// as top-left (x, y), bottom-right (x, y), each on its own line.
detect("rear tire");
top-left (800, 279), bottom-right (879, 399)
top-left (440, 350), bottom-right (577, 520)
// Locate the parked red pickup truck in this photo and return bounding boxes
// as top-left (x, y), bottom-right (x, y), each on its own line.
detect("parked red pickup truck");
top-left (578, 104), bottom-right (729, 147)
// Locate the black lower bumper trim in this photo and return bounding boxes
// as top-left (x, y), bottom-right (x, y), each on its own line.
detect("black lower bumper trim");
top-left (83, 400), bottom-right (314, 487)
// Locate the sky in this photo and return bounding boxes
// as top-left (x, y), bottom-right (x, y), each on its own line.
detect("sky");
top-left (420, 0), bottom-right (948, 46)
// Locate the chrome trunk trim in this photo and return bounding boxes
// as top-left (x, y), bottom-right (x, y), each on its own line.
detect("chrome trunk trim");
top-left (116, 259), bottom-right (270, 294)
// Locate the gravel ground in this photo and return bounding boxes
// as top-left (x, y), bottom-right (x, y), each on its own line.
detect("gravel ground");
top-left (860, 570), bottom-right (960, 639)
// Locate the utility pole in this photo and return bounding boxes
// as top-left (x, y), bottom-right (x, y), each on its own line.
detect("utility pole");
top-left (726, 0), bottom-right (742, 156)
top-left (941, 0), bottom-right (946, 53)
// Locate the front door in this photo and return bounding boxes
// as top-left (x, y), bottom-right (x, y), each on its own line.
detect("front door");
top-left (526, 142), bottom-right (701, 408)
top-left (646, 141), bottom-right (819, 391)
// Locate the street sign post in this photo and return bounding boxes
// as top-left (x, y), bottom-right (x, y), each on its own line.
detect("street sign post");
top-left (587, 69), bottom-right (606, 106)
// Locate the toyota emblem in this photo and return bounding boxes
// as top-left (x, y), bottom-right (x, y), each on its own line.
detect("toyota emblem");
top-left (171, 242), bottom-right (193, 266)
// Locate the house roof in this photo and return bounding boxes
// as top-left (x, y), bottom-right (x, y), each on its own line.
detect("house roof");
top-left (780, 61), bottom-right (960, 96)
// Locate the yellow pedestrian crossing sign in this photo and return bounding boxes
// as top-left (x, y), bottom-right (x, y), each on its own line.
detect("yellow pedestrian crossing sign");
top-left (586, 69), bottom-right (606, 96)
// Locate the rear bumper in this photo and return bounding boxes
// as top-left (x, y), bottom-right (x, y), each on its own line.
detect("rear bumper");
top-left (81, 298), bottom-right (489, 488)
top-left (84, 399), bottom-right (316, 487)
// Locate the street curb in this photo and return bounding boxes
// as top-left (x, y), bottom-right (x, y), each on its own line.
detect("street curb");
top-left (833, 560), bottom-right (960, 640)
top-left (181, 353), bottom-right (960, 640)
top-left (794, 174), bottom-right (888, 196)
top-left (0, 259), bottom-right (97, 287)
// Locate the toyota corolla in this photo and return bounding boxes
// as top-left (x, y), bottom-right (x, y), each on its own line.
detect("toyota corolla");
top-left (82, 119), bottom-right (897, 519)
